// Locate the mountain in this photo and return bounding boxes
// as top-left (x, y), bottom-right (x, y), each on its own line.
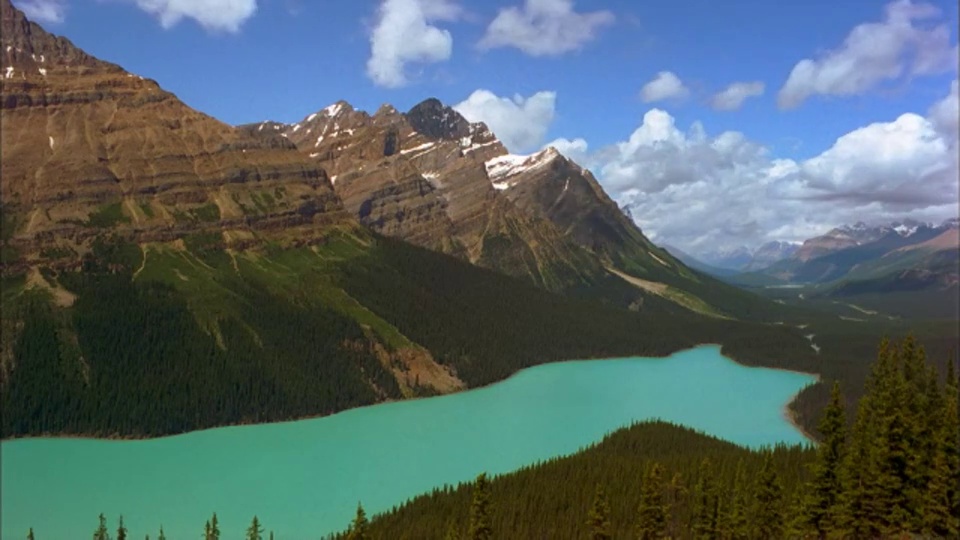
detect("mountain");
top-left (240, 99), bottom-right (607, 293)
top-left (243, 99), bottom-right (789, 321)
top-left (730, 219), bottom-right (959, 318)
top-left (744, 241), bottom-right (800, 271)
top-left (661, 245), bottom-right (740, 277)
top-left (1, 0), bottom-right (820, 439)
top-left (0, 0), bottom-right (345, 271)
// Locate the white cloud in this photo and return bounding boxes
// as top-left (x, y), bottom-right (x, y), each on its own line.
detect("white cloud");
top-left (120, 0), bottom-right (257, 32)
top-left (454, 89), bottom-right (556, 152)
top-left (639, 71), bottom-right (690, 103)
top-left (711, 81), bottom-right (765, 111)
top-left (478, 0), bottom-right (614, 56)
top-left (366, 0), bottom-right (461, 88)
top-left (778, 0), bottom-right (957, 109)
top-left (12, 0), bottom-right (66, 23)
top-left (928, 79), bottom-right (959, 139)
top-left (562, 97), bottom-right (958, 253)
top-left (544, 137), bottom-right (590, 164)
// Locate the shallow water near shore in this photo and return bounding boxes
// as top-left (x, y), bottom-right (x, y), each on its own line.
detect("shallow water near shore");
top-left (1, 345), bottom-right (815, 538)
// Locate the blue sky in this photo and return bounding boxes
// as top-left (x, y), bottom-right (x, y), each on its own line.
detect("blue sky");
top-left (13, 0), bottom-right (960, 253)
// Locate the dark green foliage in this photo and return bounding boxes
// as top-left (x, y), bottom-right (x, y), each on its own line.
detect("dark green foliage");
top-left (116, 516), bottom-right (127, 540)
top-left (27, 528), bottom-right (34, 540)
top-left (86, 203), bottom-right (130, 228)
top-left (800, 381), bottom-right (846, 537)
top-left (2, 259), bottom-right (399, 437)
top-left (246, 516), bottom-right (264, 540)
top-left (691, 458), bottom-right (720, 539)
top-left (191, 203), bottom-right (221, 223)
top-left (93, 513), bottom-right (110, 540)
top-left (468, 473), bottom-right (492, 540)
top-left (752, 453), bottom-right (783, 539)
top-left (636, 463), bottom-right (668, 539)
top-left (585, 484), bottom-right (611, 540)
top-left (157, 527), bottom-right (165, 540)
top-left (346, 421), bottom-right (812, 539)
top-left (346, 504), bottom-right (369, 540)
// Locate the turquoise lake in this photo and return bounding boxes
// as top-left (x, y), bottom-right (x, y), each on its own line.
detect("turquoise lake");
top-left (1, 345), bottom-right (816, 538)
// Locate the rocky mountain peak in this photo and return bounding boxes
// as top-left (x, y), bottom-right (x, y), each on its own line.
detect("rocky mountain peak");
top-left (405, 97), bottom-right (472, 141)
top-left (2, 0), bottom-right (113, 75)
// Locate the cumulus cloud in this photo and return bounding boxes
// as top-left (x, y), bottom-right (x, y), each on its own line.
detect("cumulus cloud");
top-left (366, 0), bottom-right (461, 88)
top-left (478, 0), bottom-right (614, 56)
top-left (778, 0), bottom-right (957, 109)
top-left (454, 90), bottom-right (556, 152)
top-left (639, 71), bottom-right (690, 103)
top-left (12, 0), bottom-right (66, 23)
top-left (711, 81), bottom-right (765, 111)
top-left (118, 0), bottom-right (257, 32)
top-left (928, 79), bottom-right (959, 139)
top-left (561, 92), bottom-right (958, 253)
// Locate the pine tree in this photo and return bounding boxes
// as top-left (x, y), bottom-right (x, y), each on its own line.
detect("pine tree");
top-left (692, 458), bottom-right (720, 539)
top-left (444, 522), bottom-right (461, 540)
top-left (924, 361), bottom-right (960, 537)
top-left (724, 460), bottom-right (750, 540)
top-left (801, 381), bottom-right (846, 537)
top-left (636, 462), bottom-right (668, 539)
top-left (116, 516), bottom-right (127, 540)
top-left (94, 513), bottom-right (110, 540)
top-left (27, 528), bottom-right (35, 540)
top-left (210, 513), bottom-right (221, 540)
top-left (839, 338), bottom-right (891, 537)
top-left (586, 484), bottom-right (612, 540)
top-left (157, 527), bottom-right (165, 540)
top-left (246, 516), bottom-right (264, 540)
top-left (346, 503), bottom-right (369, 540)
top-left (753, 453), bottom-right (784, 539)
top-left (468, 473), bottom-right (493, 540)
top-left (945, 358), bottom-right (960, 529)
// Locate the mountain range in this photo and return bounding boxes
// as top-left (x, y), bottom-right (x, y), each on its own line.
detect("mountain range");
top-left (722, 219), bottom-right (960, 318)
top-left (0, 0), bottom-right (814, 439)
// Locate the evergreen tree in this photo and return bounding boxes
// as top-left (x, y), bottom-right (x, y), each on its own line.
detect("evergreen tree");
top-left (468, 473), bottom-right (493, 540)
top-left (94, 513), bottom-right (110, 540)
top-left (692, 458), bottom-right (720, 539)
top-left (801, 381), bottom-right (846, 537)
top-left (204, 520), bottom-right (212, 540)
top-left (839, 339), bottom-right (890, 537)
top-left (116, 516), bottom-right (127, 540)
top-left (924, 362), bottom-right (960, 537)
top-left (753, 453), bottom-right (784, 539)
top-left (636, 462), bottom-right (668, 539)
top-left (157, 527), bottom-right (165, 540)
top-left (246, 516), bottom-right (264, 540)
top-left (724, 460), bottom-right (750, 540)
top-left (444, 522), bottom-right (461, 540)
top-left (27, 528), bottom-right (35, 540)
top-left (945, 359), bottom-right (960, 528)
top-left (585, 484), bottom-right (611, 540)
top-left (346, 503), bottom-right (369, 540)
top-left (210, 513), bottom-right (221, 540)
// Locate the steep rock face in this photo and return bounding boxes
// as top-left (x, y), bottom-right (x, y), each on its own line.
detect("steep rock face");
top-left (1, 0), bottom-right (345, 269)
top-left (260, 98), bottom-right (604, 290)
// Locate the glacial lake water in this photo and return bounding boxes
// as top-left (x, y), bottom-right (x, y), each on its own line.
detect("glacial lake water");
top-left (1, 345), bottom-right (816, 538)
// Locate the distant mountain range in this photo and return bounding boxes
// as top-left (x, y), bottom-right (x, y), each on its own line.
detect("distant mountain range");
top-left (726, 219), bottom-right (959, 318)
top-left (663, 241), bottom-right (800, 274)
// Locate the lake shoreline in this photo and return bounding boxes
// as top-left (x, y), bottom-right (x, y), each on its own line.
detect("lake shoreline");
top-left (1, 343), bottom-right (821, 444)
